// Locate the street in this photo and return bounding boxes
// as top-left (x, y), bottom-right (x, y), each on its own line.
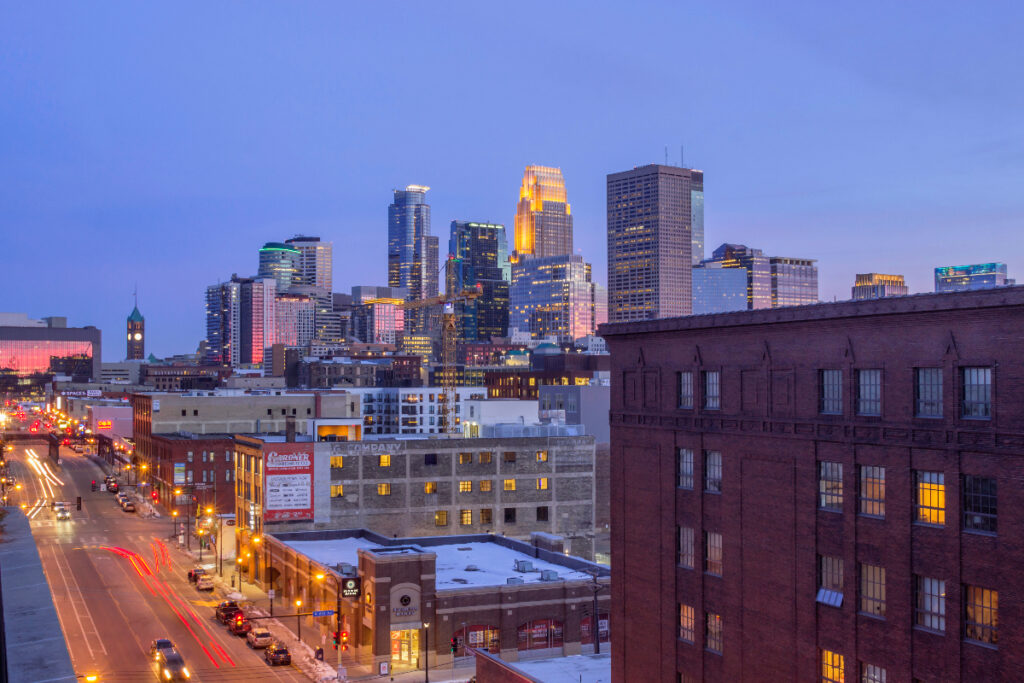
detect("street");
top-left (5, 441), bottom-right (307, 682)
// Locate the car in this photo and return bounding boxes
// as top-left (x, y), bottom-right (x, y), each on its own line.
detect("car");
top-left (122, 502), bottom-right (136, 513)
top-left (214, 600), bottom-right (239, 622)
top-left (155, 648), bottom-right (191, 680)
top-left (218, 606), bottom-right (243, 625)
top-left (149, 638), bottom-right (174, 657)
top-left (188, 567), bottom-right (206, 583)
top-left (51, 500), bottom-right (68, 511)
top-left (196, 576), bottom-right (214, 591)
top-left (264, 643), bottom-right (291, 666)
top-left (116, 492), bottom-right (128, 503)
top-left (227, 616), bottom-right (252, 636)
top-left (56, 508), bottom-right (70, 521)
top-left (108, 482), bottom-right (119, 493)
top-left (246, 628), bottom-right (273, 649)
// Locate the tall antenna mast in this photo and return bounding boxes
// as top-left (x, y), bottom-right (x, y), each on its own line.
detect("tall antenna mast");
top-left (681, 145), bottom-right (685, 168)
top-left (664, 147), bottom-right (668, 166)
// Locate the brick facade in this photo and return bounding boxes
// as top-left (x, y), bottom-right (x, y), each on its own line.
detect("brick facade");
top-left (601, 287), bottom-right (1024, 683)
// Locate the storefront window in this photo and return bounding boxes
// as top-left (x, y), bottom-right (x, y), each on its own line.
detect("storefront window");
top-left (580, 612), bottom-right (610, 645)
top-left (516, 619), bottom-right (564, 652)
top-left (452, 624), bottom-right (500, 655)
top-left (390, 629), bottom-right (421, 666)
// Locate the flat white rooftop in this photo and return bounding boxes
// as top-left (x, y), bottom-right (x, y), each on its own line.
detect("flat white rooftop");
top-left (509, 652), bottom-right (611, 682)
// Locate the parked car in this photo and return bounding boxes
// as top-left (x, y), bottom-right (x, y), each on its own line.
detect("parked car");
top-left (227, 616), bottom-right (252, 636)
top-left (264, 643), bottom-right (291, 666)
top-left (149, 638), bottom-right (174, 658)
top-left (215, 601), bottom-right (242, 624)
top-left (188, 567), bottom-right (206, 583)
top-left (122, 502), bottom-right (135, 513)
top-left (195, 576), bottom-right (214, 591)
top-left (107, 482), bottom-right (119, 493)
top-left (246, 628), bottom-right (273, 649)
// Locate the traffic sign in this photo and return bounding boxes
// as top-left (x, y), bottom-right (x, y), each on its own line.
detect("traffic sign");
top-left (313, 610), bottom-right (335, 617)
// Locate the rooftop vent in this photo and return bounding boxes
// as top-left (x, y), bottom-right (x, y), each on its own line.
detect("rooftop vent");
top-left (539, 570), bottom-right (560, 581)
top-left (506, 577), bottom-right (525, 585)
top-left (457, 547), bottom-right (473, 551)
top-left (452, 578), bottom-right (469, 584)
top-left (336, 563), bottom-right (356, 576)
top-left (465, 565), bottom-right (480, 572)
top-left (514, 559), bottom-right (534, 573)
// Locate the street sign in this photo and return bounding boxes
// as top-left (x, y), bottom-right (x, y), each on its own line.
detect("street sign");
top-left (313, 609), bottom-right (335, 617)
top-left (267, 589), bottom-right (275, 599)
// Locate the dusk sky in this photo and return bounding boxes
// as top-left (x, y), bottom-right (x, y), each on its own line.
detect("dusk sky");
top-left (2, 2), bottom-right (1022, 360)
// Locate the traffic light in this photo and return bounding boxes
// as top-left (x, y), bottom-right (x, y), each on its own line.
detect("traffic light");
top-left (341, 630), bottom-right (349, 651)
top-left (235, 615), bottom-right (244, 625)
top-left (76, 496), bottom-right (82, 511)
top-left (151, 491), bottom-right (158, 500)
top-left (450, 637), bottom-right (457, 653)
top-left (332, 630), bottom-right (339, 646)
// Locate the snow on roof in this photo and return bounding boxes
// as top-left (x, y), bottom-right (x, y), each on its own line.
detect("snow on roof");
top-left (284, 537), bottom-right (381, 567)
top-left (509, 653), bottom-right (610, 682)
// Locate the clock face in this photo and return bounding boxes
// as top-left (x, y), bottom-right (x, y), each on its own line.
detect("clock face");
top-left (134, 332), bottom-right (143, 341)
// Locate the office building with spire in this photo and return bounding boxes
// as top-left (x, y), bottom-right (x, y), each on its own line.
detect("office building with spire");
top-left (126, 304), bottom-right (145, 360)
top-left (388, 185), bottom-right (439, 334)
top-left (606, 164), bottom-right (704, 322)
top-left (513, 166), bottom-right (573, 260)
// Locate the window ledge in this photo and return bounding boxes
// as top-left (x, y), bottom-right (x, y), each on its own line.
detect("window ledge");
top-left (857, 513), bottom-right (885, 521)
top-left (704, 489), bottom-right (722, 496)
top-left (818, 507), bottom-right (843, 514)
top-left (963, 529), bottom-right (998, 538)
top-left (912, 522), bottom-right (946, 529)
top-left (913, 626), bottom-right (946, 637)
top-left (963, 639), bottom-right (998, 651)
top-left (857, 611), bottom-right (886, 622)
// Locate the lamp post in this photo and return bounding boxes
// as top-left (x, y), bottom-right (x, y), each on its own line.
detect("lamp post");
top-left (295, 599), bottom-right (303, 644)
top-left (171, 510), bottom-right (178, 539)
top-left (423, 622), bottom-right (430, 683)
top-left (587, 569), bottom-right (605, 655)
top-left (317, 570), bottom-right (346, 680)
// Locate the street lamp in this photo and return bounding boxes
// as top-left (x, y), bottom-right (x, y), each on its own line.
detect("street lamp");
top-left (316, 569), bottom-right (346, 680)
top-left (423, 621), bottom-right (430, 683)
top-left (295, 599), bottom-right (303, 643)
top-left (171, 510), bottom-right (179, 539)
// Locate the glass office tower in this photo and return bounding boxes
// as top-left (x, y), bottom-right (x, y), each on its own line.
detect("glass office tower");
top-left (449, 220), bottom-right (510, 340)
top-left (510, 254), bottom-right (596, 344)
top-left (285, 235), bottom-right (333, 291)
top-left (934, 263), bottom-right (1014, 292)
top-left (389, 185), bottom-right (439, 334)
top-left (514, 166), bottom-right (573, 259)
top-left (852, 273), bottom-right (909, 300)
top-left (770, 256), bottom-right (819, 307)
top-left (692, 263), bottom-right (748, 314)
top-left (698, 244), bottom-right (818, 310)
top-left (257, 242), bottom-right (301, 290)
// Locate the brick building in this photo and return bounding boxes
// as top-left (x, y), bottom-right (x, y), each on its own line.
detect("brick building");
top-left (150, 433), bottom-right (235, 513)
top-left (601, 287), bottom-right (1024, 683)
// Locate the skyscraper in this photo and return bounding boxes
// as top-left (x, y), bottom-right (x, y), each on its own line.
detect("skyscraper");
top-left (513, 166), bottom-right (573, 260)
top-left (205, 276), bottom-right (277, 367)
top-left (703, 243), bottom-right (772, 309)
top-left (257, 242), bottom-right (301, 290)
top-left (449, 220), bottom-right (510, 340)
top-left (606, 164), bottom-right (704, 322)
top-left (285, 235), bottom-right (333, 291)
top-left (509, 254), bottom-right (596, 344)
top-left (205, 280), bottom-right (241, 366)
top-left (934, 263), bottom-right (1014, 292)
top-left (389, 185), bottom-right (439, 333)
top-left (852, 273), bottom-right (909, 300)
top-left (126, 304), bottom-right (145, 360)
top-left (692, 262), bottom-right (748, 314)
top-left (273, 292), bottom-right (314, 348)
top-left (770, 256), bottom-right (819, 307)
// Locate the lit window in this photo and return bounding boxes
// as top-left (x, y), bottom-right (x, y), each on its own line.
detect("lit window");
top-left (819, 462), bottom-right (843, 511)
top-left (378, 454), bottom-right (391, 467)
top-left (678, 372), bottom-right (694, 409)
top-left (479, 509), bottom-right (492, 524)
top-left (914, 471), bottom-right (945, 525)
top-left (856, 369), bottom-right (882, 415)
top-left (330, 456), bottom-right (344, 469)
top-left (677, 448), bottom-right (694, 489)
top-left (479, 452), bottom-right (492, 464)
top-left (424, 481), bottom-right (437, 494)
top-left (704, 531), bottom-right (723, 576)
top-left (821, 650), bottom-right (844, 683)
top-left (914, 575), bottom-right (946, 633)
top-left (859, 466), bottom-right (885, 517)
top-left (503, 479), bottom-right (516, 491)
top-left (377, 483), bottom-right (391, 496)
top-left (963, 585), bottom-right (998, 645)
top-left (479, 480), bottom-right (492, 492)
top-left (703, 371), bottom-right (720, 410)
top-left (536, 477), bottom-right (549, 490)
top-left (861, 663), bottom-right (887, 683)
top-left (459, 481), bottom-right (472, 493)
top-left (679, 604), bottom-right (694, 642)
top-left (915, 368), bottom-right (942, 417)
top-left (460, 509), bottom-right (472, 525)
top-left (678, 526), bottom-right (694, 569)
top-left (961, 367), bottom-right (992, 419)
top-left (536, 450), bottom-right (548, 462)
top-left (459, 452), bottom-right (472, 464)
top-left (859, 563), bottom-right (886, 618)
top-left (962, 475), bottom-right (997, 534)
top-left (817, 555), bottom-right (843, 607)
top-left (705, 612), bottom-right (722, 653)
top-left (820, 369), bottom-right (843, 414)
top-left (704, 451), bottom-right (722, 493)
top-left (330, 484), bottom-right (344, 498)
top-left (434, 510), bottom-right (448, 526)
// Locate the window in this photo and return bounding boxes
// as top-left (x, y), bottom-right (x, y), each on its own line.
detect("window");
top-left (857, 369), bottom-right (882, 415)
top-left (503, 479), bottom-right (516, 491)
top-left (705, 612), bottom-right (722, 653)
top-left (861, 663), bottom-right (887, 683)
top-left (703, 371), bottom-right (720, 410)
top-left (458, 452), bottom-right (472, 464)
top-left (819, 462), bottom-right (843, 511)
top-left (821, 650), bottom-right (844, 683)
top-left (536, 450), bottom-right (548, 462)
top-left (678, 526), bottom-right (694, 569)
top-left (424, 453), bottom-right (438, 466)
top-left (536, 505), bottom-right (549, 522)
top-left (962, 475), bottom-right (997, 534)
top-left (187, 451), bottom-right (193, 463)
top-left (961, 367), bottom-right (992, 418)
top-left (479, 452), bottom-right (492, 464)
top-left (479, 480), bottom-right (492, 492)
top-left (820, 369), bottom-right (843, 414)
top-left (677, 448), bottom-right (694, 489)
top-left (434, 510), bottom-right (448, 526)
top-left (330, 456), bottom-right (344, 469)
top-left (479, 509), bottom-right (492, 525)
top-left (460, 509), bottom-right (472, 525)
top-left (459, 481), bottom-right (472, 493)
top-left (378, 454), bottom-right (391, 467)
top-left (817, 555), bottom-right (844, 607)
top-left (504, 507), bottom-right (516, 523)
top-left (424, 481), bottom-right (437, 494)
top-left (678, 372), bottom-right (694, 409)
top-left (503, 451), bottom-right (517, 463)
top-left (202, 451), bottom-right (208, 463)
top-left (859, 563), bottom-right (886, 618)
top-left (330, 484), bottom-right (344, 498)
top-left (704, 451), bottom-right (722, 493)
top-left (536, 477), bottom-right (549, 490)
top-left (859, 466), bottom-right (885, 517)
top-left (915, 368), bottom-right (943, 417)
top-left (963, 585), bottom-right (998, 645)
top-left (377, 483), bottom-right (391, 496)
top-left (915, 471), bottom-right (945, 525)
top-left (914, 576), bottom-right (946, 632)
top-left (704, 531), bottom-right (723, 576)
top-left (679, 604), bottom-right (695, 642)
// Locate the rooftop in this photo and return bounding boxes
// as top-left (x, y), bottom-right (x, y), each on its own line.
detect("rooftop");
top-left (502, 652), bottom-right (611, 683)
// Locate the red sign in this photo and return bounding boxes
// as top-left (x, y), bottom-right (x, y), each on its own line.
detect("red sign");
top-left (263, 443), bottom-right (314, 522)
top-left (97, 420), bottom-right (112, 430)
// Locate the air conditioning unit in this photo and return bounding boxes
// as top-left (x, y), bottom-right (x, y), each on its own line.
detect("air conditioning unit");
top-left (465, 565), bottom-right (480, 572)
top-left (539, 570), bottom-right (559, 581)
top-left (514, 559), bottom-right (534, 573)
top-left (507, 577), bottom-right (525, 585)
top-left (336, 563), bottom-right (356, 576)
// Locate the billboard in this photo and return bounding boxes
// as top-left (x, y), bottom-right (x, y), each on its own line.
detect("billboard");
top-left (264, 443), bottom-right (314, 521)
top-left (173, 462), bottom-right (186, 484)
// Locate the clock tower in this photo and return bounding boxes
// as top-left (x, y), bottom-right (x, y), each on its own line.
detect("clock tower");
top-left (127, 304), bottom-right (145, 360)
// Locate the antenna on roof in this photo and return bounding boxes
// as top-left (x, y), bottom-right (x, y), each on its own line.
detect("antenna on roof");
top-left (681, 145), bottom-right (685, 168)
top-left (664, 146), bottom-right (668, 165)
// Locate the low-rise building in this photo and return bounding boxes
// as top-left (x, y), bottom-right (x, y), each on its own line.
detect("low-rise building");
top-left (345, 387), bottom-right (487, 438)
top-left (150, 433), bottom-right (236, 513)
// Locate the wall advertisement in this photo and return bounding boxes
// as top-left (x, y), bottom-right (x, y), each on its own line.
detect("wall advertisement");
top-left (264, 443), bottom-right (314, 521)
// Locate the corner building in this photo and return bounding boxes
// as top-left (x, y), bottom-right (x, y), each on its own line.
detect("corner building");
top-left (601, 287), bottom-right (1024, 683)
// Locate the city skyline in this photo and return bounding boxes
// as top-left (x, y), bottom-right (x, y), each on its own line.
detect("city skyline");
top-left (3, 2), bottom-right (1021, 359)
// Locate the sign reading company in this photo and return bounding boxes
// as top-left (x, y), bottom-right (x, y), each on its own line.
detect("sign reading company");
top-left (264, 443), bottom-right (314, 521)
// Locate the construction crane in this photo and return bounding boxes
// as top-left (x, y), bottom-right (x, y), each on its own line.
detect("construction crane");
top-left (401, 277), bottom-right (482, 434)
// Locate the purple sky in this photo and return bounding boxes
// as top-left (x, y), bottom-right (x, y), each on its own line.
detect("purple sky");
top-left (2, 2), bottom-right (1022, 360)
